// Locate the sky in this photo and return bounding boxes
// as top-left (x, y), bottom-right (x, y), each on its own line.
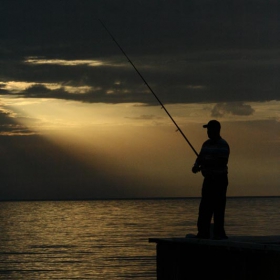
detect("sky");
top-left (0, 0), bottom-right (279, 200)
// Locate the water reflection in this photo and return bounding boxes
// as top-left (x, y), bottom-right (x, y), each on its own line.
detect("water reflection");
top-left (0, 198), bottom-right (279, 279)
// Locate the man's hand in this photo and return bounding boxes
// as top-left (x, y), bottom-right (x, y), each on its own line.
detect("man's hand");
top-left (192, 165), bottom-right (200, 174)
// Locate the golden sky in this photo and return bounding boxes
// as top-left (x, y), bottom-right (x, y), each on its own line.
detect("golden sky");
top-left (0, 96), bottom-right (279, 199)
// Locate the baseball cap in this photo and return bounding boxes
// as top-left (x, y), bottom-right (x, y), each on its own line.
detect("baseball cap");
top-left (203, 120), bottom-right (221, 130)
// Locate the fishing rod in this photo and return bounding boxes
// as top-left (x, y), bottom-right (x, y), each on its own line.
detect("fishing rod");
top-left (99, 19), bottom-right (198, 157)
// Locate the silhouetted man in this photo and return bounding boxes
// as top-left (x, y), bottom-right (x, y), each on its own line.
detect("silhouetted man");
top-left (192, 120), bottom-right (230, 240)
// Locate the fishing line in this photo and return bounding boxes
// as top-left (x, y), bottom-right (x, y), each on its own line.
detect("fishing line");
top-left (99, 19), bottom-right (198, 157)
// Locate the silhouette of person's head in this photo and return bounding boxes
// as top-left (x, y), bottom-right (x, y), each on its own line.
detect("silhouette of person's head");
top-left (203, 120), bottom-right (221, 140)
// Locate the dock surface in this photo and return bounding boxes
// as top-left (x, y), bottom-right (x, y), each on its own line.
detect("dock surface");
top-left (149, 236), bottom-right (280, 280)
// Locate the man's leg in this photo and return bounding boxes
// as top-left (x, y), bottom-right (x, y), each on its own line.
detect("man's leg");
top-left (197, 178), bottom-right (213, 238)
top-left (213, 176), bottom-right (228, 239)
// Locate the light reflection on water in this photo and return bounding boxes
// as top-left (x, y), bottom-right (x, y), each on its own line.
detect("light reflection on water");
top-left (0, 197), bottom-right (279, 279)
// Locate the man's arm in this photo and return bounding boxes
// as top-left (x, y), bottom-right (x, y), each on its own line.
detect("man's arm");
top-left (192, 143), bottom-right (205, 173)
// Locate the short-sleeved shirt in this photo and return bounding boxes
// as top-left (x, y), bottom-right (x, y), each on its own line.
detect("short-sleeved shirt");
top-left (195, 137), bottom-right (230, 177)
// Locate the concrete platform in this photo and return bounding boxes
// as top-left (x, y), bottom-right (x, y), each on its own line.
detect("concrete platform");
top-left (149, 236), bottom-right (280, 280)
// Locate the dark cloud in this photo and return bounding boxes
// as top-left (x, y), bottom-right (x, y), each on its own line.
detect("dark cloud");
top-left (1, 0), bottom-right (279, 54)
top-left (211, 102), bottom-right (255, 117)
top-left (0, 106), bottom-right (33, 135)
top-left (0, 0), bottom-right (279, 104)
top-left (1, 50), bottom-right (278, 105)
top-left (18, 82), bottom-right (149, 104)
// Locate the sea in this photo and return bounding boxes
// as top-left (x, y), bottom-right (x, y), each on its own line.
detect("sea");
top-left (0, 197), bottom-right (279, 279)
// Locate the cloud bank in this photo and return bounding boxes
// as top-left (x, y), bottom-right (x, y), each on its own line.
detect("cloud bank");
top-left (0, 0), bottom-right (279, 105)
top-left (211, 102), bottom-right (255, 117)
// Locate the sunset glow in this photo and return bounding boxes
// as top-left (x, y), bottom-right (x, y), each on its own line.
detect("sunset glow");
top-left (0, 0), bottom-right (279, 200)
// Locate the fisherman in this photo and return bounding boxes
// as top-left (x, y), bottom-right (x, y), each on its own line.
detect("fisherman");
top-left (192, 120), bottom-right (230, 240)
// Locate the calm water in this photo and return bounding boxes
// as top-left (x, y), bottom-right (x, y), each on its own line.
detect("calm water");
top-left (0, 197), bottom-right (279, 279)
